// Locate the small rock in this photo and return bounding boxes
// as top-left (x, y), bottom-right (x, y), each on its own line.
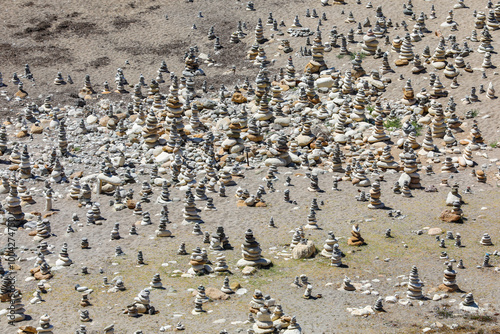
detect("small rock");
top-left (385, 296), bottom-right (397, 304)
top-left (242, 266), bottom-right (257, 275)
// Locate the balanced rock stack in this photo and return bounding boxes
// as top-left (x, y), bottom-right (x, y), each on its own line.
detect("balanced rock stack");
top-left (347, 224), bottom-right (366, 246)
top-left (368, 181), bottom-right (384, 209)
top-left (407, 266), bottom-right (424, 299)
top-left (360, 29), bottom-right (378, 55)
top-left (305, 30), bottom-right (327, 74)
top-left (237, 229), bottom-right (272, 268)
top-left (438, 264), bottom-right (460, 292)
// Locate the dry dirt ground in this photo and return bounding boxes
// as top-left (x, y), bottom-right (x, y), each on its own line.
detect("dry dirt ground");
top-left (0, 0), bottom-right (500, 333)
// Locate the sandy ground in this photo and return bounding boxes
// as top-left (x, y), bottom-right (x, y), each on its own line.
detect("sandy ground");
top-left (0, 0), bottom-right (499, 333)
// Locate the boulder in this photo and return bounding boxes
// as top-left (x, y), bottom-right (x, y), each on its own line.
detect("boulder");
top-left (315, 77), bottom-right (334, 88)
top-left (292, 240), bottom-right (316, 259)
top-left (439, 210), bottom-right (462, 223)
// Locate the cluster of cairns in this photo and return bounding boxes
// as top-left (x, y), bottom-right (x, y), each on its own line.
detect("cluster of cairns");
top-left (1, 0), bottom-right (500, 332)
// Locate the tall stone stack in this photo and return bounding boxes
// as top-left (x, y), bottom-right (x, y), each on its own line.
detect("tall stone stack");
top-left (305, 30), bottom-right (327, 74)
top-left (398, 146), bottom-right (421, 189)
top-left (221, 117), bottom-right (245, 154)
top-left (237, 229), bottom-right (272, 268)
top-left (255, 18), bottom-right (266, 44)
top-left (407, 266), bottom-right (424, 299)
top-left (164, 77), bottom-right (185, 140)
top-left (264, 135), bottom-right (292, 167)
top-left (142, 110), bottom-right (159, 148)
top-left (396, 34), bottom-right (414, 65)
top-left (439, 263), bottom-right (460, 292)
top-left (19, 145), bottom-right (31, 179)
top-left (368, 181), bottom-right (385, 209)
top-left (182, 192), bottom-right (203, 225)
top-left (5, 179), bottom-right (24, 226)
top-left (367, 116), bottom-right (390, 143)
top-left (360, 29), bottom-right (378, 55)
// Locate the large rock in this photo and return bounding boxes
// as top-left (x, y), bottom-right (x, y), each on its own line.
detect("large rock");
top-left (427, 227), bottom-right (443, 235)
top-left (315, 77), bottom-right (334, 88)
top-left (439, 210), bottom-right (462, 223)
top-left (205, 287), bottom-right (230, 300)
top-left (292, 240), bottom-right (316, 259)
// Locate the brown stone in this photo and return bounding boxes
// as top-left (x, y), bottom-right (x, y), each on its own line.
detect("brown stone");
top-left (394, 59), bottom-right (409, 66)
top-left (231, 92), bottom-right (247, 104)
top-left (439, 210), bottom-right (462, 223)
top-left (280, 84), bottom-right (290, 91)
top-left (348, 230), bottom-right (366, 246)
top-left (437, 284), bottom-right (460, 292)
top-left (347, 239), bottom-right (366, 246)
top-left (237, 200), bottom-right (247, 207)
top-left (70, 171), bottom-right (84, 179)
top-left (304, 62), bottom-right (321, 74)
top-left (9, 165), bottom-right (19, 171)
top-left (242, 266), bottom-right (257, 275)
top-left (18, 326), bottom-right (37, 334)
top-left (230, 282), bottom-right (241, 290)
top-left (15, 90), bottom-right (28, 99)
top-left (28, 231), bottom-right (37, 236)
top-left (43, 212), bottom-right (58, 218)
top-left (30, 125), bottom-right (43, 134)
top-left (247, 134), bottom-right (263, 142)
top-left (126, 199), bottom-right (137, 209)
top-left (255, 201), bottom-right (267, 207)
top-left (0, 294), bottom-right (11, 302)
top-left (205, 287), bottom-right (230, 300)
top-left (16, 131), bottom-right (28, 138)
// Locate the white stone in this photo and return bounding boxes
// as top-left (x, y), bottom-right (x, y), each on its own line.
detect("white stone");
top-left (385, 296), bottom-right (397, 304)
top-left (213, 319), bottom-right (226, 324)
top-left (315, 77), bottom-right (334, 88)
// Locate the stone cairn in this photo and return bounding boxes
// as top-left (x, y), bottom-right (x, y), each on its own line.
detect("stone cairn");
top-left (237, 229), bottom-right (272, 268)
top-left (407, 266), bottom-right (424, 299)
top-left (347, 224), bottom-right (366, 246)
top-left (438, 263), bottom-right (460, 292)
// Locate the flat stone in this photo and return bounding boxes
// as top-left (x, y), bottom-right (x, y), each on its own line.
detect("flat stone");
top-left (205, 287), bottom-right (230, 300)
top-left (213, 318), bottom-right (226, 324)
top-left (350, 305), bottom-right (374, 316)
top-left (428, 228), bottom-right (443, 235)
